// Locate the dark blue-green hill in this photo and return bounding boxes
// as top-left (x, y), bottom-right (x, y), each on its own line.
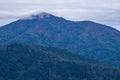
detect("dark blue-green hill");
top-left (0, 44), bottom-right (120, 80)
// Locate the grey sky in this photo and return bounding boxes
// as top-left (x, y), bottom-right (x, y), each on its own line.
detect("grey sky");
top-left (0, 0), bottom-right (120, 30)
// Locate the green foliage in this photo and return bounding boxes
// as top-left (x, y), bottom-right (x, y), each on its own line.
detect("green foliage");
top-left (0, 44), bottom-right (120, 80)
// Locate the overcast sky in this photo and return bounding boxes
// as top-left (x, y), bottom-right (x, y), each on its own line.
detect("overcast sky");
top-left (0, 0), bottom-right (120, 30)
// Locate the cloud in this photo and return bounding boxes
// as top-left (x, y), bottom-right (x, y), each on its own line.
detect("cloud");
top-left (0, 0), bottom-right (120, 30)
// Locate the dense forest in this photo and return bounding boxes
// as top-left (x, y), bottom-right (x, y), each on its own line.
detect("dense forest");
top-left (0, 44), bottom-right (120, 80)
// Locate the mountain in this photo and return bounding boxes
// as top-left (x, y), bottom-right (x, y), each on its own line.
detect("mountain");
top-left (0, 44), bottom-right (120, 80)
top-left (0, 12), bottom-right (120, 66)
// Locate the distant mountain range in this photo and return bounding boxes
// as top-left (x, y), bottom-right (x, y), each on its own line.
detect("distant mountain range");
top-left (0, 12), bottom-right (120, 66)
top-left (0, 44), bottom-right (120, 80)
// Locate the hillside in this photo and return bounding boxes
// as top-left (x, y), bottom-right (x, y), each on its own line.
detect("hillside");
top-left (0, 44), bottom-right (120, 80)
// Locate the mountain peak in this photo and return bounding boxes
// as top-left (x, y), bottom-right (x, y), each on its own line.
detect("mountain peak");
top-left (32, 12), bottom-right (52, 18)
top-left (22, 12), bottom-right (53, 20)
